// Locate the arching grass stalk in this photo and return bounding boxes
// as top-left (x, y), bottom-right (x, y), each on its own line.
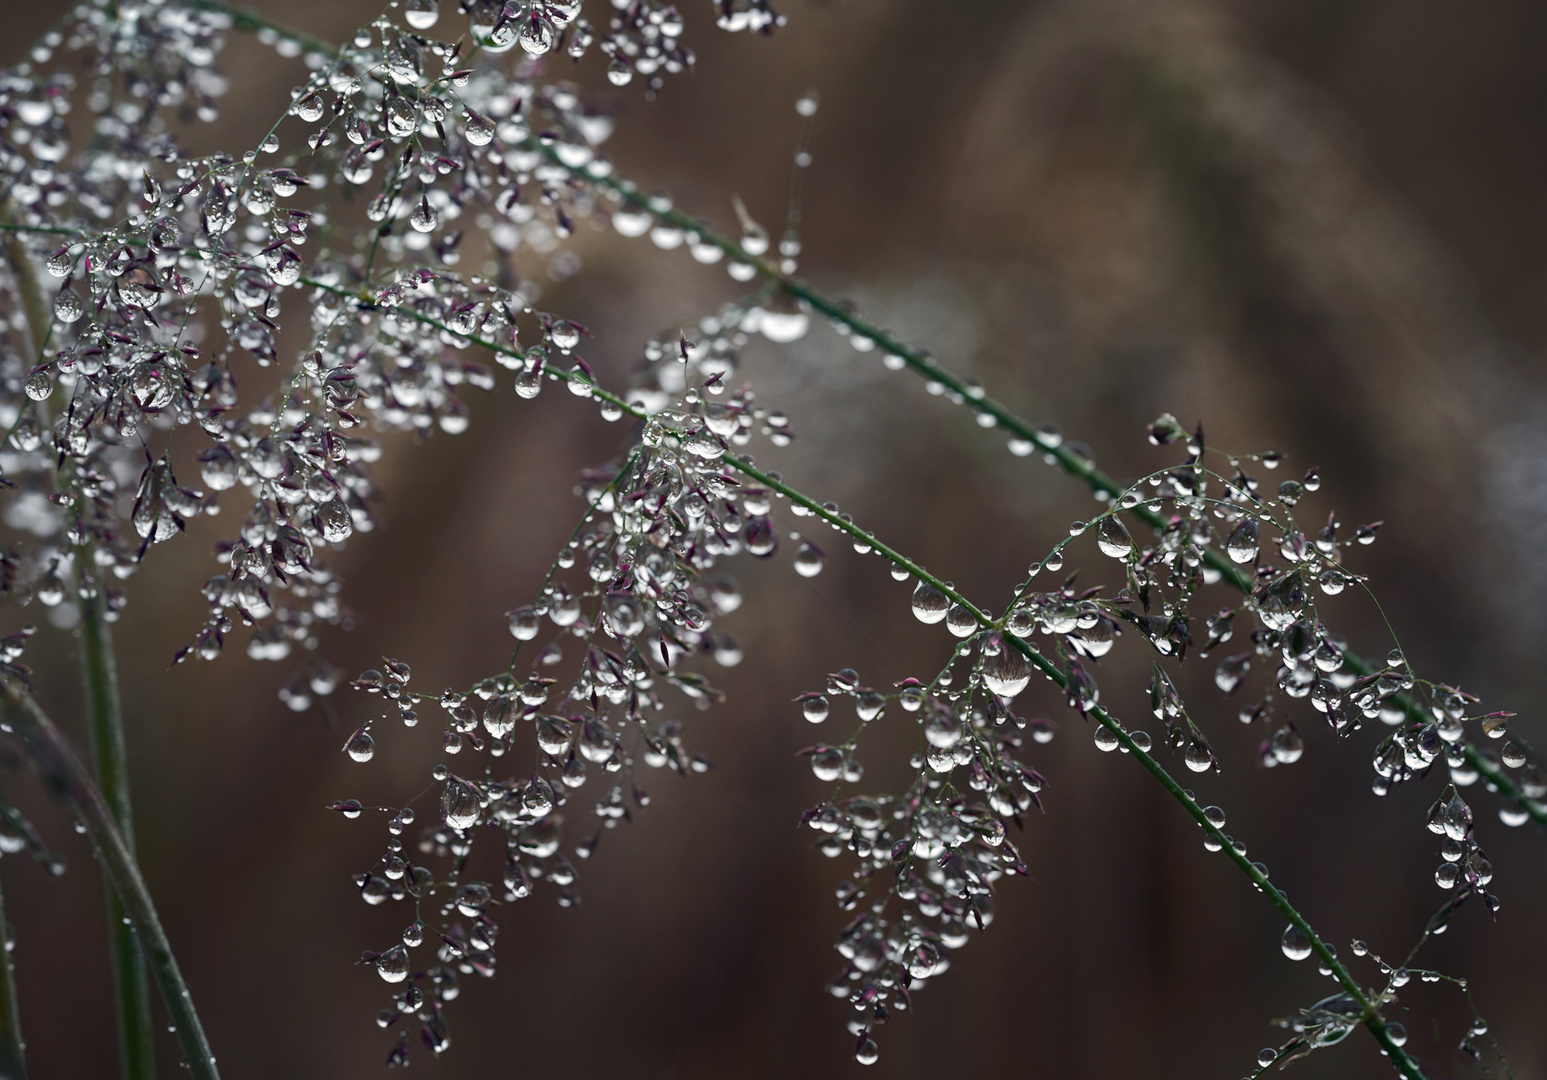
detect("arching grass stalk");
top-left (531, 148), bottom-right (1542, 827)
top-left (182, 0), bottom-right (1540, 829)
top-left (79, 582), bottom-right (156, 1080)
top-left (4, 225), bottom-right (157, 1080)
top-left (0, 682), bottom-right (219, 1080)
top-left (726, 455), bottom-right (1426, 1080)
top-left (298, 276), bottom-right (1420, 1071)
top-left (0, 871), bottom-right (24, 1078)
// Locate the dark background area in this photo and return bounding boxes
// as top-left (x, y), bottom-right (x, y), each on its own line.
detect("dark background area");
top-left (2, 1), bottom-right (1545, 1077)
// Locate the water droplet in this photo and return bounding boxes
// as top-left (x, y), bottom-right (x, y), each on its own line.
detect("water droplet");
top-left (1501, 742), bottom-right (1526, 769)
top-left (463, 109), bottom-right (495, 146)
top-left (803, 695), bottom-right (829, 724)
top-left (794, 542), bottom-right (825, 577)
top-left (410, 195), bottom-right (438, 233)
top-left (23, 368), bottom-right (53, 401)
top-left (376, 944), bottom-right (409, 983)
top-left (319, 499), bottom-right (353, 543)
top-left (1226, 518), bottom-right (1260, 564)
top-left (982, 648), bottom-right (1030, 699)
top-left (855, 1037), bottom-right (879, 1066)
top-left (441, 776), bottom-right (480, 830)
top-left (1203, 805), bottom-right (1226, 828)
top-left (1270, 724), bottom-right (1304, 764)
top-left (508, 606), bottom-right (539, 640)
top-left (607, 57), bottom-right (634, 85)
top-left (1093, 726), bottom-right (1119, 752)
top-left (945, 604), bottom-right (978, 638)
top-left (1096, 516), bottom-right (1132, 559)
top-left (1183, 741), bottom-right (1214, 773)
top-left (1281, 925), bottom-right (1312, 961)
top-left (53, 288), bottom-right (83, 323)
top-left (1257, 1049), bottom-right (1277, 1068)
top-left (1386, 1022), bottom-right (1407, 1046)
top-left (405, 0), bottom-right (440, 29)
top-left (910, 581), bottom-right (949, 624)
top-left (344, 727), bottom-right (375, 762)
top-left (759, 309), bottom-right (809, 343)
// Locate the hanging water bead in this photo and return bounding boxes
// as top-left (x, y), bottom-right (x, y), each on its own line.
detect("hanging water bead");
top-left (376, 944), bottom-right (410, 983)
top-left (410, 195), bottom-right (438, 233)
top-left (1096, 516), bottom-right (1132, 559)
top-left (1269, 725), bottom-right (1304, 764)
top-left (344, 727), bottom-right (376, 762)
top-left (1257, 1049), bottom-right (1277, 1068)
top-left (404, 0), bottom-right (439, 27)
top-left (1093, 726), bottom-right (1119, 752)
top-left (794, 542), bottom-right (825, 577)
top-left (1183, 741), bottom-right (1214, 773)
top-left (1226, 518), bottom-right (1260, 564)
top-left (1281, 925), bottom-right (1313, 961)
top-left (441, 776), bottom-right (480, 830)
top-left (910, 581), bottom-right (949, 624)
top-left (981, 647), bottom-right (1030, 699)
top-left (810, 747), bottom-right (844, 782)
top-left (508, 606), bottom-right (539, 640)
top-left (944, 604), bottom-right (977, 638)
top-left (803, 695), bottom-right (829, 724)
top-left (53, 287), bottom-right (83, 323)
top-left (855, 1037), bottom-right (879, 1066)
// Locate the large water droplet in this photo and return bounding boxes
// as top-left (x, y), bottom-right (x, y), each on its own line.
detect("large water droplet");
top-left (410, 196), bottom-right (438, 233)
top-left (910, 581), bottom-right (949, 624)
top-left (441, 776), bottom-right (480, 830)
top-left (344, 727), bottom-right (375, 762)
top-left (1096, 516), bottom-right (1132, 559)
top-left (794, 542), bottom-right (825, 577)
top-left (1227, 519), bottom-right (1260, 564)
top-left (982, 648), bottom-right (1030, 699)
top-left (404, 0), bottom-right (439, 29)
top-left (53, 288), bottom-right (83, 323)
top-left (376, 944), bottom-right (410, 983)
top-left (1281, 925), bottom-right (1312, 961)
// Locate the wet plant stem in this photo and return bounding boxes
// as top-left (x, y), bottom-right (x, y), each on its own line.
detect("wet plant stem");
top-left (6, 218), bottom-right (157, 1080)
top-left (728, 455), bottom-right (1426, 1079)
top-left (546, 151), bottom-right (1544, 827)
top-left (0, 683), bottom-right (218, 1080)
top-left (80, 586), bottom-right (156, 1080)
top-left (0, 870), bottom-right (24, 1079)
top-left (197, 0), bottom-right (1542, 827)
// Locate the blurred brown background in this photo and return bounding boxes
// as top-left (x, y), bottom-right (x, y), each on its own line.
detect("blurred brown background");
top-left (4, 0), bottom-right (1546, 1077)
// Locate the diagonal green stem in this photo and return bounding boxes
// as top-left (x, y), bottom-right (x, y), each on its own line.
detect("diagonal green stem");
top-left (728, 455), bottom-right (1425, 1078)
top-left (541, 148), bottom-right (1544, 826)
top-left (187, 0), bottom-right (1541, 824)
top-left (0, 683), bottom-right (219, 1080)
top-left (0, 869), bottom-right (25, 1080)
top-left (80, 585), bottom-right (156, 1080)
top-left (5, 212), bottom-right (157, 1080)
top-left (300, 275), bottom-right (1424, 1071)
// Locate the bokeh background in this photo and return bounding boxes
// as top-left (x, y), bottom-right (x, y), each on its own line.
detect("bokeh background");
top-left (3, 0), bottom-right (1546, 1077)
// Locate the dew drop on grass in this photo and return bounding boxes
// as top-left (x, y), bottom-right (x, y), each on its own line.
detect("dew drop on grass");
top-left (376, 944), bottom-right (409, 983)
top-left (404, 0), bottom-right (439, 28)
top-left (910, 581), bottom-right (949, 624)
top-left (982, 648), bottom-right (1030, 699)
top-left (53, 288), bottom-right (83, 323)
top-left (441, 776), bottom-right (480, 830)
top-left (1281, 925), bottom-right (1312, 961)
top-left (794, 542), bottom-right (825, 577)
top-left (344, 727), bottom-right (375, 762)
top-left (1096, 516), bottom-right (1132, 559)
top-left (1227, 518), bottom-right (1260, 564)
